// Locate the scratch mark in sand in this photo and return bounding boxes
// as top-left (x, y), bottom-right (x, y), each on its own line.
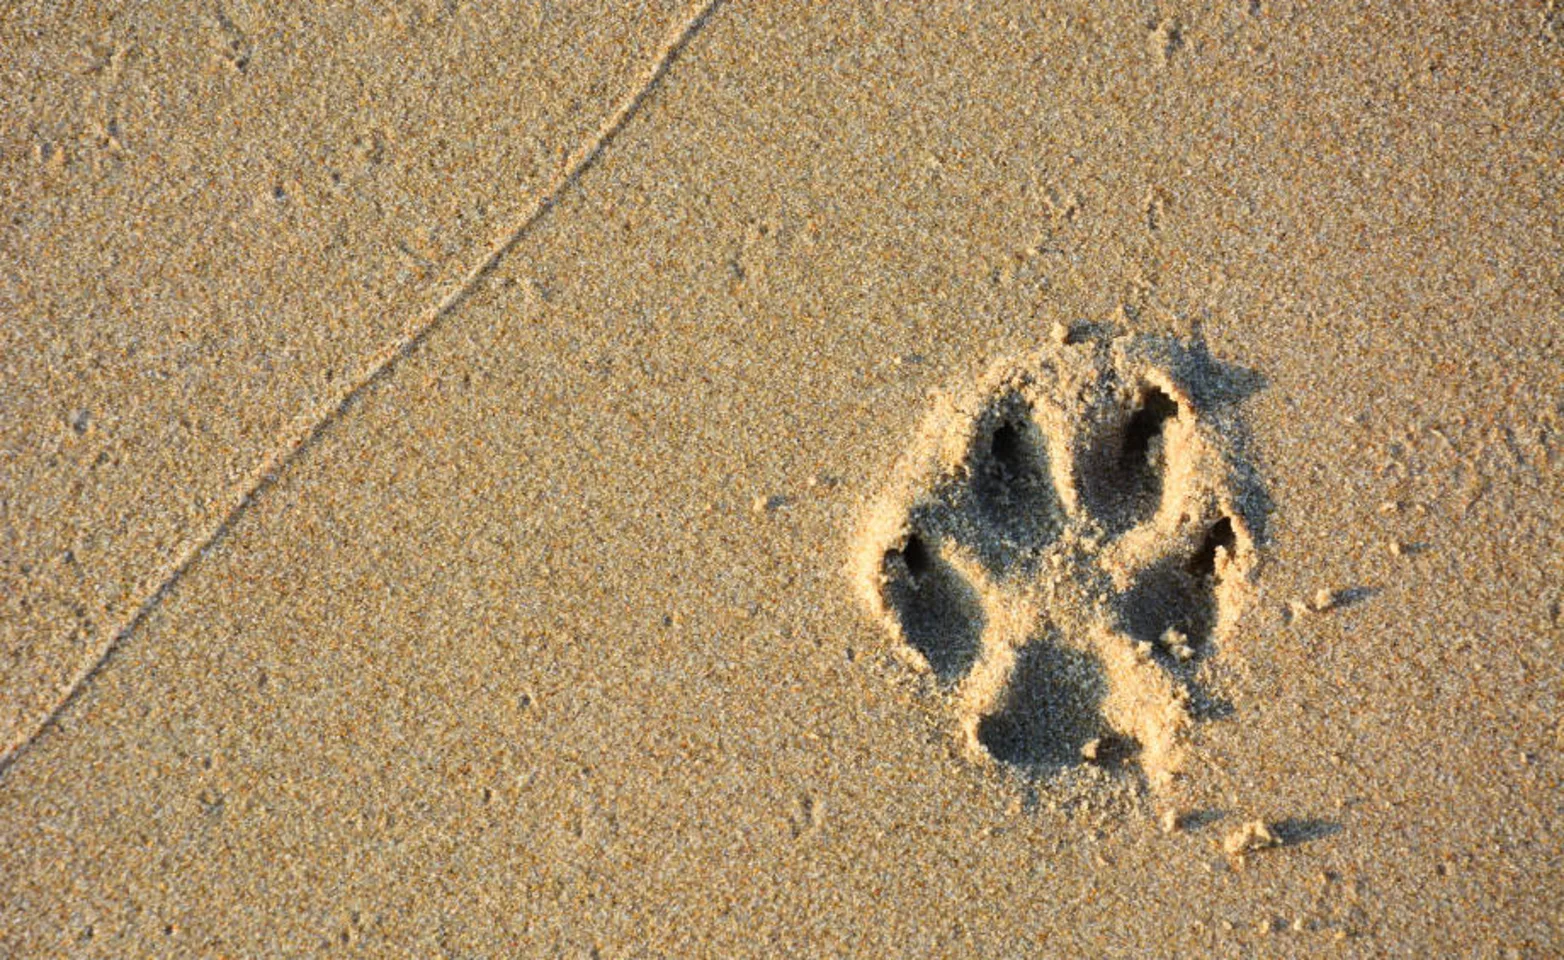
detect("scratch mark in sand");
top-left (0, 0), bottom-right (727, 778)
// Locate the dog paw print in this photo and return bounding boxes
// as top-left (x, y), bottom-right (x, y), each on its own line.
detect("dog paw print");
top-left (856, 335), bottom-right (1259, 790)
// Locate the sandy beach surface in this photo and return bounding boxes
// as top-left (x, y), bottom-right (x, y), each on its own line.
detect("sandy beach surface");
top-left (3, 1), bottom-right (1561, 955)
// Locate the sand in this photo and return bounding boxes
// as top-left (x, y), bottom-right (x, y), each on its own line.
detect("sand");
top-left (854, 335), bottom-right (1262, 790)
top-left (2, 0), bottom-right (1561, 955)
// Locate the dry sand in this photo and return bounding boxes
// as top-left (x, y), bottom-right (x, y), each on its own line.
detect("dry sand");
top-left (3, 1), bottom-right (1562, 955)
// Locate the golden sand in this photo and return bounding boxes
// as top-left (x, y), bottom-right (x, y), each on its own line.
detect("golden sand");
top-left (3, 1), bottom-right (1561, 954)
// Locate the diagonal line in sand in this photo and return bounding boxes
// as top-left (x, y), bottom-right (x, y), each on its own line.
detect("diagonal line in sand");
top-left (0, 0), bottom-right (728, 779)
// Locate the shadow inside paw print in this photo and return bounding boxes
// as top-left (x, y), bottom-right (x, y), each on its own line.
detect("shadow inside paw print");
top-left (881, 534), bottom-right (984, 683)
top-left (1115, 515), bottom-right (1239, 650)
top-left (969, 398), bottom-right (1061, 551)
top-left (858, 333), bottom-right (1266, 789)
top-left (1079, 384), bottom-right (1181, 536)
top-left (971, 636), bottom-right (1112, 771)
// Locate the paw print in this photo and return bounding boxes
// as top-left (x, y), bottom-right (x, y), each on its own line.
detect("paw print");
top-left (856, 335), bottom-right (1259, 790)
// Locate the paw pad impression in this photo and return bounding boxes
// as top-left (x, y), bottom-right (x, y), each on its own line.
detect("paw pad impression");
top-left (855, 334), bottom-right (1259, 792)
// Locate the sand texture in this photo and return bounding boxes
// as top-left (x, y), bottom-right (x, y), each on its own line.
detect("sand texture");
top-left (3, 1), bottom-right (1563, 955)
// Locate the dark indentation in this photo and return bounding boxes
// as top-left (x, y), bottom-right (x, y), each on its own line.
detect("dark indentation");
top-left (1272, 818), bottom-right (1343, 846)
top-left (991, 420), bottom-right (1024, 469)
top-left (901, 533), bottom-right (932, 578)
top-left (1179, 808), bottom-right (1229, 832)
top-left (1117, 554), bottom-right (1215, 647)
top-left (1122, 386), bottom-right (1178, 475)
top-left (882, 539), bottom-right (983, 683)
top-left (1331, 586), bottom-right (1379, 608)
top-left (969, 403), bottom-right (1060, 552)
top-left (1080, 385), bottom-right (1180, 534)
top-left (1189, 694), bottom-right (1236, 722)
top-left (974, 638), bottom-right (1114, 770)
top-left (1189, 516), bottom-right (1237, 579)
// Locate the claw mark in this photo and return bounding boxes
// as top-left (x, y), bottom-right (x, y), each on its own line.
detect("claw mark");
top-left (1080, 383), bottom-right (1180, 535)
top-left (855, 333), bottom-right (1263, 795)
top-left (971, 401), bottom-right (1060, 545)
top-left (1122, 387), bottom-right (1179, 479)
top-left (1190, 516), bottom-right (1237, 580)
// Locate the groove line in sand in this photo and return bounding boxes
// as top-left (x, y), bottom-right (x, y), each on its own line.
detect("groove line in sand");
top-left (0, 0), bottom-right (729, 777)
